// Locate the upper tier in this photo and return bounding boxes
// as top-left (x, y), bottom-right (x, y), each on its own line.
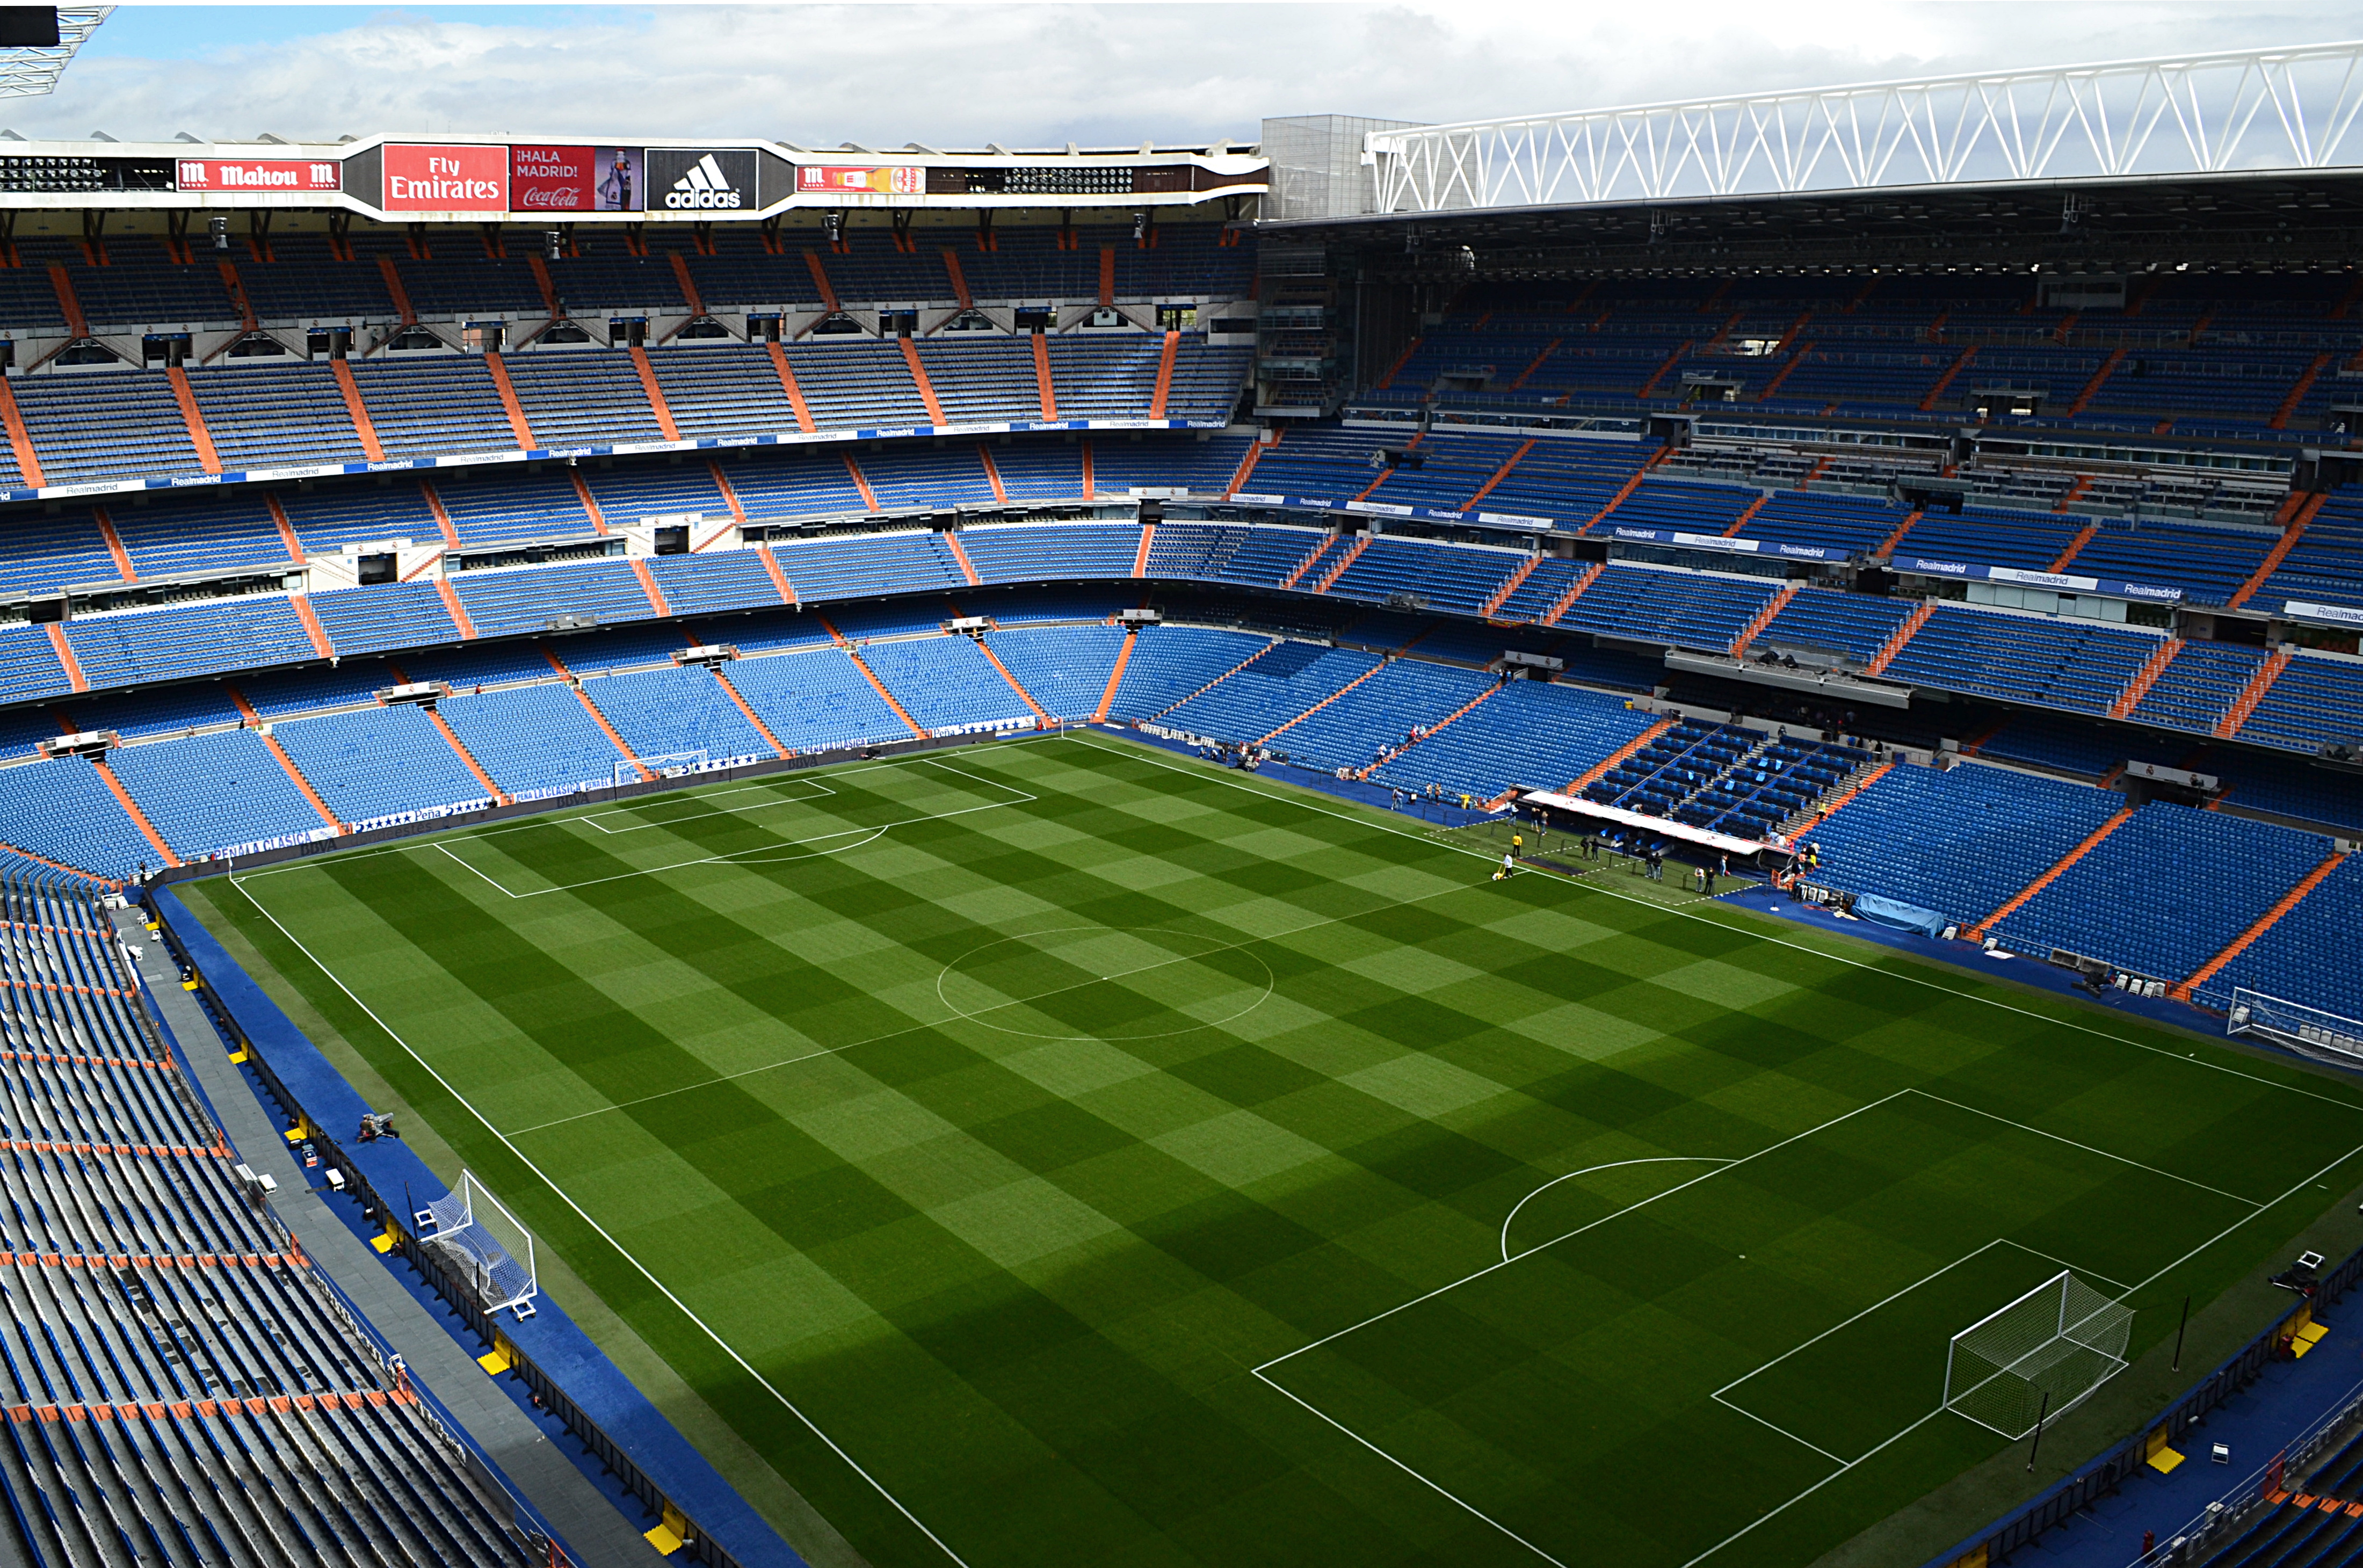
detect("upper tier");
top-left (0, 333), bottom-right (1251, 497)
top-left (1364, 273), bottom-right (2363, 448)
top-left (5, 221), bottom-right (1253, 335)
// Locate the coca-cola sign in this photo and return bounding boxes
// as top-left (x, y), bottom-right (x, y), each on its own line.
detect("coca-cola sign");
top-left (510, 145), bottom-right (642, 212)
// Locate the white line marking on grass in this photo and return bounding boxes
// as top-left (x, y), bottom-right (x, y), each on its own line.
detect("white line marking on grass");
top-left (1498, 1157), bottom-right (1733, 1263)
top-left (934, 926), bottom-right (1277, 1041)
top-left (1675, 1406), bottom-right (1949, 1568)
top-left (1249, 1371), bottom-right (1575, 1568)
top-left (2123, 1136), bottom-right (2363, 1300)
top-left (230, 749), bottom-right (1042, 887)
top-left (1062, 731), bottom-right (2363, 1115)
top-left (581, 774), bottom-right (837, 834)
top-left (1256, 1092), bottom-right (1915, 1378)
top-left (222, 875), bottom-right (978, 1568)
top-left (446, 824), bottom-right (889, 899)
top-left (1713, 1399), bottom-right (1847, 1465)
top-left (1911, 1089), bottom-right (2270, 1209)
top-left (1708, 1238), bottom-right (2129, 1457)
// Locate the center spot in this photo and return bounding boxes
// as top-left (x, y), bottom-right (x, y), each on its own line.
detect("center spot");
top-left (936, 925), bottom-right (1275, 1041)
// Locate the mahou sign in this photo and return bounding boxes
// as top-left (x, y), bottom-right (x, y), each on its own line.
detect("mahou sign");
top-left (381, 143), bottom-right (508, 212)
top-left (176, 158), bottom-right (340, 192)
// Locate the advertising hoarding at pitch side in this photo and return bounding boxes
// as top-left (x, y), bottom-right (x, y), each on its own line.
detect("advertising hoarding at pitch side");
top-left (796, 165), bottom-right (924, 195)
top-left (509, 145), bottom-right (644, 212)
top-left (644, 148), bottom-right (758, 211)
top-left (380, 143), bottom-right (509, 213)
top-left (175, 158), bottom-right (341, 193)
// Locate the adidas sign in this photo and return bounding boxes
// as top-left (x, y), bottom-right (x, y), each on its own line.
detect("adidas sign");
top-left (665, 153), bottom-right (743, 210)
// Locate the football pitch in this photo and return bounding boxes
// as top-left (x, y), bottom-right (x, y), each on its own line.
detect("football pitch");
top-left (179, 731), bottom-right (2363, 1568)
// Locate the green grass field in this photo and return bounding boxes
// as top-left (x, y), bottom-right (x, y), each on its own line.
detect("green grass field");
top-left (179, 732), bottom-right (2363, 1568)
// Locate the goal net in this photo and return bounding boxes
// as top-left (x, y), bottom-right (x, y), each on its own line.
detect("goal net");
top-left (415, 1171), bottom-right (539, 1320)
top-left (613, 750), bottom-right (708, 789)
top-left (2229, 988), bottom-right (2363, 1065)
top-left (1944, 1271), bottom-right (2132, 1439)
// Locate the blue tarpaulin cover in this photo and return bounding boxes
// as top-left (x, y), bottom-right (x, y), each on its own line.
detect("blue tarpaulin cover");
top-left (1855, 894), bottom-right (1948, 938)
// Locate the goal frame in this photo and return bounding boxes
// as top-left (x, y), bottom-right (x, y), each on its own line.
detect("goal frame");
top-left (414, 1170), bottom-right (540, 1320)
top-left (2228, 988), bottom-right (2363, 1065)
top-left (614, 749), bottom-right (710, 792)
top-left (1944, 1269), bottom-right (2133, 1440)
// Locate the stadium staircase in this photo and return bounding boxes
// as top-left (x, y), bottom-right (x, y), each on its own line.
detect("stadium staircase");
top-left (1778, 753), bottom-right (1894, 839)
top-left (1864, 601), bottom-right (1934, 677)
top-left (2216, 648), bottom-right (2294, 738)
top-left (2110, 637), bottom-right (2185, 718)
top-left (1257, 658), bottom-right (1387, 745)
top-left (1568, 718), bottom-right (1675, 793)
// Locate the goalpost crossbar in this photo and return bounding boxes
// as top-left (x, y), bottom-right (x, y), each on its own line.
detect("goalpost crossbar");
top-left (1945, 1269), bottom-right (2132, 1440)
top-left (2229, 989), bottom-right (2363, 1065)
top-left (415, 1171), bottom-right (540, 1321)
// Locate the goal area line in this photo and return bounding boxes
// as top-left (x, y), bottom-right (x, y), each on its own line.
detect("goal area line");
top-left (1711, 1240), bottom-right (2129, 1465)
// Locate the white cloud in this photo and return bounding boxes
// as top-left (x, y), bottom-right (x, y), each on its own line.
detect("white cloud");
top-left (9, 2), bottom-right (2356, 148)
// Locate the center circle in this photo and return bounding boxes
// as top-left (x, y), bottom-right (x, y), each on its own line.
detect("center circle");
top-left (936, 925), bottom-right (1275, 1041)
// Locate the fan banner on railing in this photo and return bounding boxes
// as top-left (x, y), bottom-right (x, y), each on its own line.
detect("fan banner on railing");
top-left (1606, 524), bottom-right (1849, 562)
top-left (1893, 554), bottom-right (2185, 604)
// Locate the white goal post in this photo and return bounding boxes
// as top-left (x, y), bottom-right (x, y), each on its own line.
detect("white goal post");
top-left (415, 1171), bottom-right (539, 1321)
top-left (613, 750), bottom-right (709, 790)
top-left (2229, 988), bottom-right (2363, 1065)
top-left (1944, 1271), bottom-right (2133, 1440)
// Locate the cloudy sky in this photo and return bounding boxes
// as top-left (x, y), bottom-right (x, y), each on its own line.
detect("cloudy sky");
top-left (10, 2), bottom-right (2361, 149)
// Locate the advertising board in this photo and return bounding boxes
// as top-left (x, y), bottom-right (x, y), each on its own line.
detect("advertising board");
top-left (796, 165), bottom-right (925, 195)
top-left (381, 143), bottom-right (508, 212)
top-left (510, 145), bottom-right (644, 212)
top-left (175, 157), bottom-right (340, 193)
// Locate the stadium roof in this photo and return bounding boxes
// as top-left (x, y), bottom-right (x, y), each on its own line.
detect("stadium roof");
top-left (0, 6), bottom-right (106, 99)
top-left (1275, 166), bottom-right (2363, 280)
top-left (1361, 41), bottom-right (2363, 215)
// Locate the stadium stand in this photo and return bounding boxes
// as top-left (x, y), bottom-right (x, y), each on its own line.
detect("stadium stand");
top-left (0, 872), bottom-right (548, 1566)
top-left (2, 208), bottom-right (2363, 1069)
top-left (1992, 803), bottom-right (2334, 982)
top-left (1802, 761), bottom-right (2129, 930)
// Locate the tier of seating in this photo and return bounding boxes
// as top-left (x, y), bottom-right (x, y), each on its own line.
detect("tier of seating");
top-left (0, 874), bottom-right (543, 1566)
top-left (3, 333), bottom-right (1249, 493)
top-left (4, 482), bottom-right (2360, 781)
top-left (1804, 761), bottom-right (2129, 928)
top-left (16, 222), bottom-right (1251, 339)
top-left (1990, 802), bottom-right (2336, 982)
top-left (1368, 679), bottom-right (1659, 802)
top-left (1370, 274), bottom-right (2363, 445)
top-left (1583, 722), bottom-right (1867, 841)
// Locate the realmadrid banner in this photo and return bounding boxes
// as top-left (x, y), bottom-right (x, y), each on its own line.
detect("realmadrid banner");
top-left (797, 165), bottom-right (924, 195)
top-left (645, 147), bottom-right (757, 211)
top-left (510, 146), bottom-right (644, 212)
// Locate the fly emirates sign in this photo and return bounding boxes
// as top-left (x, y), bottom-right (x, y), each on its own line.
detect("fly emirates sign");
top-left (381, 144), bottom-right (509, 213)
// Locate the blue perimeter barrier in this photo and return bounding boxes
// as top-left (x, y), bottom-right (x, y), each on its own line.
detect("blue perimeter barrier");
top-left (149, 883), bottom-right (807, 1568)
